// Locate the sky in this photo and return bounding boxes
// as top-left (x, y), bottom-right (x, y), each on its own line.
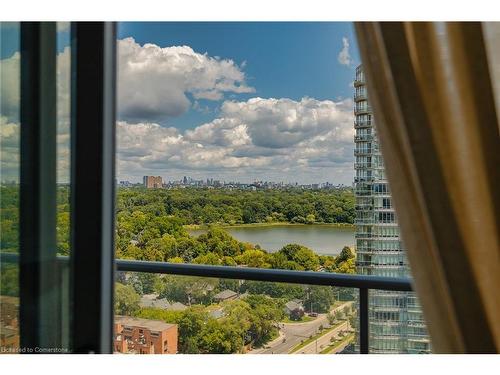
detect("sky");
top-left (1, 22), bottom-right (360, 185)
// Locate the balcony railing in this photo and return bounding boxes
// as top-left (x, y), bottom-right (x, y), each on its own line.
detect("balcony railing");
top-left (0, 252), bottom-right (413, 354)
top-left (354, 162), bottom-right (373, 169)
top-left (354, 134), bottom-right (373, 142)
top-left (354, 177), bottom-right (375, 183)
top-left (354, 120), bottom-right (372, 128)
top-left (354, 105), bottom-right (372, 115)
top-left (354, 92), bottom-right (367, 101)
top-left (354, 149), bottom-right (372, 156)
top-left (354, 78), bottom-right (365, 87)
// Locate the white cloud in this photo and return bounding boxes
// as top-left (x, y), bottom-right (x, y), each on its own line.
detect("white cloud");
top-left (1, 40), bottom-right (355, 184)
top-left (337, 37), bottom-right (353, 67)
top-left (117, 97), bottom-right (355, 184)
top-left (0, 52), bottom-right (20, 122)
top-left (0, 47), bottom-right (71, 182)
top-left (220, 97), bottom-right (353, 148)
top-left (117, 37), bottom-right (255, 123)
top-left (0, 116), bottom-right (20, 179)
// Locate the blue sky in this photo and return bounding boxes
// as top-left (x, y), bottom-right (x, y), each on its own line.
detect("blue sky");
top-left (118, 22), bottom-right (359, 131)
top-left (1, 22), bottom-right (359, 184)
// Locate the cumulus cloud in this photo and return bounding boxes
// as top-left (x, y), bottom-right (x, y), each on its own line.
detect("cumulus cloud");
top-left (0, 116), bottom-right (20, 179)
top-left (220, 97), bottom-right (353, 148)
top-left (0, 52), bottom-right (20, 122)
top-left (337, 37), bottom-right (353, 67)
top-left (0, 47), bottom-right (71, 182)
top-left (117, 38), bottom-right (255, 123)
top-left (1, 39), bottom-right (355, 184)
top-left (117, 97), bottom-right (355, 184)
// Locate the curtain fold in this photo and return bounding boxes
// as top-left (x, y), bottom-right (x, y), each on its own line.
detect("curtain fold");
top-left (354, 22), bottom-right (500, 353)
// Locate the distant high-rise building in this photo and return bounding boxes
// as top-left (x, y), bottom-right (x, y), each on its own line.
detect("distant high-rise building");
top-left (143, 176), bottom-right (163, 189)
top-left (353, 65), bottom-right (431, 353)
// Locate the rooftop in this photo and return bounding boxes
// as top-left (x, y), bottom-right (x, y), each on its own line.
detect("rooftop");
top-left (115, 315), bottom-right (176, 332)
top-left (139, 296), bottom-right (187, 311)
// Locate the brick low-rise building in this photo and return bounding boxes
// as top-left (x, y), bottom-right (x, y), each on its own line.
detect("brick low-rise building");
top-left (0, 296), bottom-right (19, 352)
top-left (114, 316), bottom-right (178, 354)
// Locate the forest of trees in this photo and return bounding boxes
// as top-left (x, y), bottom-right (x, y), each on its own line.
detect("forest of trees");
top-left (1, 185), bottom-right (357, 353)
top-left (116, 186), bottom-right (355, 225)
top-left (1, 184), bottom-right (356, 289)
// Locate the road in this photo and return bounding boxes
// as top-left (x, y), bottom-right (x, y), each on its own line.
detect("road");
top-left (251, 301), bottom-right (353, 354)
top-left (295, 321), bottom-right (349, 354)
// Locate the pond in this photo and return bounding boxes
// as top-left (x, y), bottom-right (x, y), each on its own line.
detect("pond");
top-left (188, 224), bottom-right (355, 256)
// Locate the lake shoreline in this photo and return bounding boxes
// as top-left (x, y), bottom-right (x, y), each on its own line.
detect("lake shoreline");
top-left (184, 222), bottom-right (355, 230)
top-left (186, 222), bottom-right (355, 255)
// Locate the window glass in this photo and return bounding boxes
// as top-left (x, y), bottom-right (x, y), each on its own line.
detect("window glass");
top-left (0, 21), bottom-right (20, 353)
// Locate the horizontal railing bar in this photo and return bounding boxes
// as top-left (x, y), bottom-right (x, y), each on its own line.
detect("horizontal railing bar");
top-left (117, 260), bottom-right (413, 291)
top-left (0, 252), bottom-right (413, 291)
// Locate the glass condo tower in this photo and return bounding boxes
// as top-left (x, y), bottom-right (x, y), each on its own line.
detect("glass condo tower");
top-left (353, 65), bottom-right (431, 353)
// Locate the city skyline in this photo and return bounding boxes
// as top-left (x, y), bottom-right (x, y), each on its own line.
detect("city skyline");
top-left (121, 174), bottom-right (351, 187)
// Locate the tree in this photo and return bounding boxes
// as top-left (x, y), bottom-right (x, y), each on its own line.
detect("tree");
top-left (243, 295), bottom-right (285, 346)
top-left (176, 306), bottom-right (208, 353)
top-left (222, 256), bottom-right (237, 266)
top-left (193, 252), bottom-right (222, 265)
top-left (0, 265), bottom-right (19, 296)
top-left (242, 281), bottom-right (305, 300)
top-left (135, 273), bottom-right (162, 295)
top-left (235, 249), bottom-right (270, 268)
top-left (197, 227), bottom-right (241, 257)
top-left (115, 283), bottom-right (140, 315)
top-left (327, 312), bottom-right (335, 325)
top-left (335, 310), bottom-right (344, 321)
top-left (336, 246), bottom-right (355, 265)
top-left (146, 234), bottom-right (177, 260)
top-left (305, 213), bottom-right (316, 224)
top-left (304, 286), bottom-right (336, 313)
top-left (160, 276), bottom-right (217, 305)
top-left (277, 244), bottom-right (320, 271)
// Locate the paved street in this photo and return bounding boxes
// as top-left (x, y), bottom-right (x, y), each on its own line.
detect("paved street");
top-left (251, 301), bottom-right (353, 354)
top-left (295, 321), bottom-right (349, 354)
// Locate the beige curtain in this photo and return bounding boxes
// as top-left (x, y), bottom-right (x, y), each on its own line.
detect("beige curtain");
top-left (354, 22), bottom-right (500, 353)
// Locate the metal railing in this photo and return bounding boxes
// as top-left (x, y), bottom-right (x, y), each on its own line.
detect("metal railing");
top-left (354, 120), bottom-right (372, 128)
top-left (354, 105), bottom-right (372, 115)
top-left (0, 252), bottom-right (413, 354)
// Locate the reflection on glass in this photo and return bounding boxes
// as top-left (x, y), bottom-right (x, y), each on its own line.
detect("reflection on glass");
top-left (114, 272), bottom-right (357, 354)
top-left (1, 21), bottom-right (20, 353)
top-left (368, 289), bottom-right (431, 354)
top-left (56, 22), bottom-right (71, 256)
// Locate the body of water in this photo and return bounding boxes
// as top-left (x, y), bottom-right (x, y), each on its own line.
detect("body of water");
top-left (188, 225), bottom-right (355, 256)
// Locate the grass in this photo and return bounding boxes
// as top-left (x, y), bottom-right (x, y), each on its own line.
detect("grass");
top-left (289, 321), bottom-right (345, 354)
top-left (282, 315), bottom-right (315, 324)
top-left (319, 333), bottom-right (355, 354)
